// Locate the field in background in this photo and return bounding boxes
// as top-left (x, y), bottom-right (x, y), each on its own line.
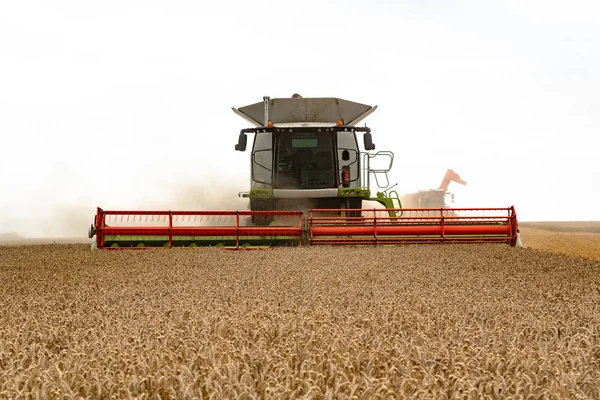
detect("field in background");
top-left (519, 221), bottom-right (600, 233)
top-left (1, 244), bottom-right (599, 398)
top-left (519, 221), bottom-right (600, 260)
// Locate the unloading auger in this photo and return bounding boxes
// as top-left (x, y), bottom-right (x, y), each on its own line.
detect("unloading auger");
top-left (88, 95), bottom-right (520, 250)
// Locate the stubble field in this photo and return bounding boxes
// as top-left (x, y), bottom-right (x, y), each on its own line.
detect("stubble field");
top-left (1, 222), bottom-right (600, 398)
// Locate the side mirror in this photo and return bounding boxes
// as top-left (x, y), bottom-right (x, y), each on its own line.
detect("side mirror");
top-left (363, 133), bottom-right (375, 151)
top-left (342, 150), bottom-right (350, 161)
top-left (235, 133), bottom-right (247, 151)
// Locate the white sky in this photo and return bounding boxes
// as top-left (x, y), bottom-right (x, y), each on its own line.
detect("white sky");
top-left (1, 0), bottom-right (599, 237)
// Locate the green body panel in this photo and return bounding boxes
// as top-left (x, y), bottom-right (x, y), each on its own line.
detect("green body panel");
top-left (367, 191), bottom-right (403, 218)
top-left (337, 188), bottom-right (370, 198)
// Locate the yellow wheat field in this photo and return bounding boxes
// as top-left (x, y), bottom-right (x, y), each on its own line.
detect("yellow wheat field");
top-left (519, 222), bottom-right (600, 261)
top-left (1, 244), bottom-right (599, 399)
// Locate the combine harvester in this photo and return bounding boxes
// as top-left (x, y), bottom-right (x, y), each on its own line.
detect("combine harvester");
top-left (400, 169), bottom-right (467, 209)
top-left (88, 95), bottom-right (519, 249)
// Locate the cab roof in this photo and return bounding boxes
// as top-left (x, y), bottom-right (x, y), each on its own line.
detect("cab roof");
top-left (232, 96), bottom-right (377, 127)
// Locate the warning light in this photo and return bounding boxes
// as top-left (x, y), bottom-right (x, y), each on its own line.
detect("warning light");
top-left (267, 121), bottom-right (273, 126)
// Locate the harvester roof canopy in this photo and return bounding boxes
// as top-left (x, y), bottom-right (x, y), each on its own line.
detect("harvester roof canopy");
top-left (232, 97), bottom-right (377, 127)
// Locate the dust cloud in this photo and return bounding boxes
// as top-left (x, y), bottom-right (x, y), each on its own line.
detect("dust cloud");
top-left (40, 205), bottom-right (96, 239)
top-left (141, 181), bottom-right (249, 211)
top-left (0, 205), bottom-right (94, 242)
top-left (0, 180), bottom-right (251, 240)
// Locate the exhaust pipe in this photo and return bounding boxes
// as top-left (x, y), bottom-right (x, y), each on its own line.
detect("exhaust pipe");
top-left (263, 96), bottom-right (270, 126)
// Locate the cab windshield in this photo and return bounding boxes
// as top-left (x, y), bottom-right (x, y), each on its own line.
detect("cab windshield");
top-left (274, 132), bottom-right (336, 189)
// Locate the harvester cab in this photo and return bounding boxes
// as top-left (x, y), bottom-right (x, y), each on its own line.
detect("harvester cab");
top-left (232, 95), bottom-right (399, 224)
top-left (87, 95), bottom-right (520, 249)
